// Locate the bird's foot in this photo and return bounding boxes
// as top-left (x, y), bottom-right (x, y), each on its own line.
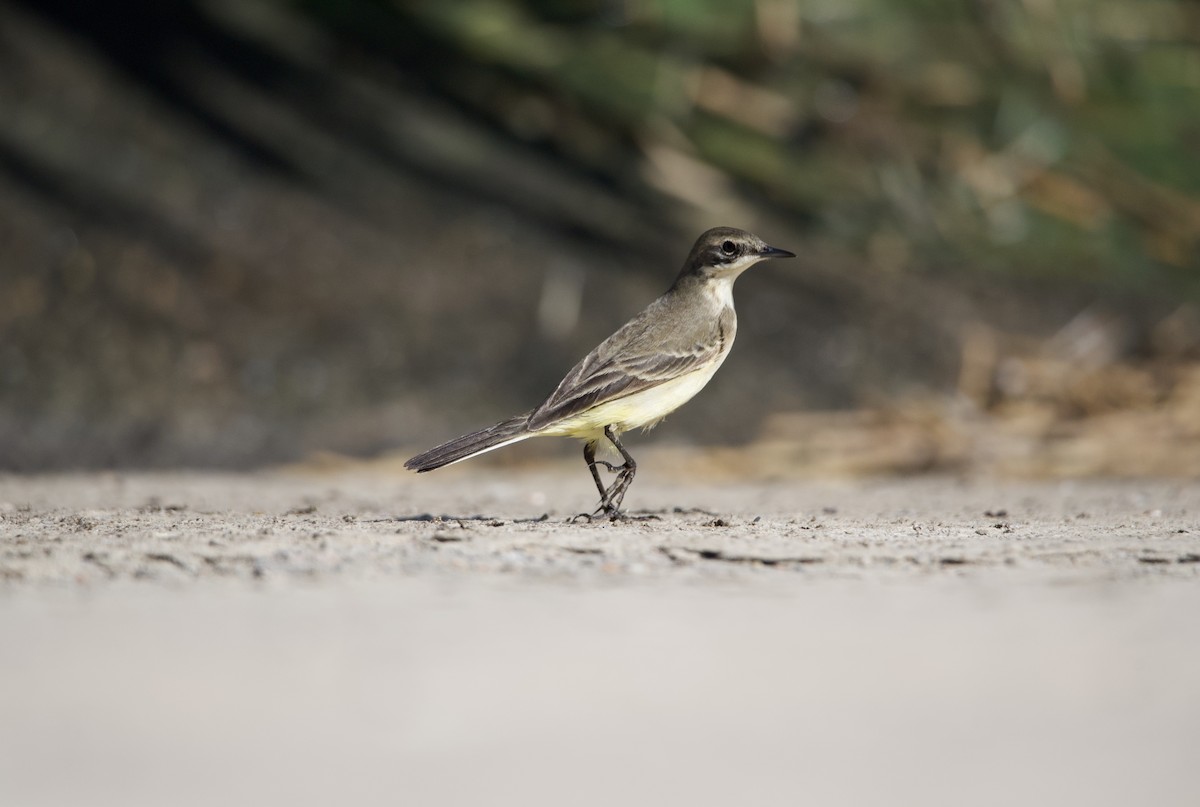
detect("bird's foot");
top-left (570, 498), bottom-right (626, 522)
top-left (567, 507), bottom-right (621, 523)
top-left (587, 501), bottom-right (624, 521)
top-left (607, 510), bottom-right (661, 522)
top-left (569, 505), bottom-right (661, 524)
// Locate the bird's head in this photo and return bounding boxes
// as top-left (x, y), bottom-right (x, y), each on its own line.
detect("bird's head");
top-left (677, 227), bottom-right (795, 284)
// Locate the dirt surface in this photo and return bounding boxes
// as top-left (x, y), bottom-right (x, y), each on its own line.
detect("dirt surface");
top-left (3, 463), bottom-right (1199, 584)
top-left (2, 465), bottom-right (1199, 806)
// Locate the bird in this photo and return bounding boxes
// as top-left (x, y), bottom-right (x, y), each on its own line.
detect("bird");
top-left (404, 227), bottom-right (795, 519)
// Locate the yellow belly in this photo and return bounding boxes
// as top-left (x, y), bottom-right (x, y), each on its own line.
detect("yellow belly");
top-left (534, 356), bottom-right (728, 442)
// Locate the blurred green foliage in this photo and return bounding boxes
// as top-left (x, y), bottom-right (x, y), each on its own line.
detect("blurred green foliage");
top-left (299, 0), bottom-right (1200, 289)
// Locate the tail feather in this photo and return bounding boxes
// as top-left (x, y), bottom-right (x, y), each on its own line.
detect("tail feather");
top-left (405, 414), bottom-right (532, 472)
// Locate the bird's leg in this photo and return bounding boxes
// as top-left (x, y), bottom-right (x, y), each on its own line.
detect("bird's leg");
top-left (596, 425), bottom-right (637, 518)
top-left (583, 441), bottom-right (607, 500)
top-left (572, 440), bottom-right (618, 522)
top-left (585, 437), bottom-right (624, 475)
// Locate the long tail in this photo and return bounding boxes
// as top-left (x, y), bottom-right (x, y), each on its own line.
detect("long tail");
top-left (404, 414), bottom-right (533, 472)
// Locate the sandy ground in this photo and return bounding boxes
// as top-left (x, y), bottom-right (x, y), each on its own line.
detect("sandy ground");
top-left (2, 463), bottom-right (1199, 806)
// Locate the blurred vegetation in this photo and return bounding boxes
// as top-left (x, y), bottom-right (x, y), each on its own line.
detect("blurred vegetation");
top-left (0, 0), bottom-right (1198, 470)
top-left (312, 0), bottom-right (1200, 286)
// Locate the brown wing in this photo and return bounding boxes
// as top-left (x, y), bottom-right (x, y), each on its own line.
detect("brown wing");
top-left (526, 297), bottom-right (733, 432)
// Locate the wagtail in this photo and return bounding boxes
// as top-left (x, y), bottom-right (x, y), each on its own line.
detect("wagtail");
top-left (405, 227), bottom-right (795, 518)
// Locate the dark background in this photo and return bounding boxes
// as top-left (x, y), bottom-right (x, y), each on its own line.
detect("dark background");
top-left (1, 0), bottom-right (1197, 471)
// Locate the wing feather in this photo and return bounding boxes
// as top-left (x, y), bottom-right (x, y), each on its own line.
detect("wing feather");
top-left (527, 300), bottom-right (730, 432)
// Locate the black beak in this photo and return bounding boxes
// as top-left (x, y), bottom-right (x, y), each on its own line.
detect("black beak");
top-left (759, 244), bottom-right (796, 259)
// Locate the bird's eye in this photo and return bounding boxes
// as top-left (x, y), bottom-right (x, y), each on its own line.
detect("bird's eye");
top-left (721, 240), bottom-right (736, 256)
